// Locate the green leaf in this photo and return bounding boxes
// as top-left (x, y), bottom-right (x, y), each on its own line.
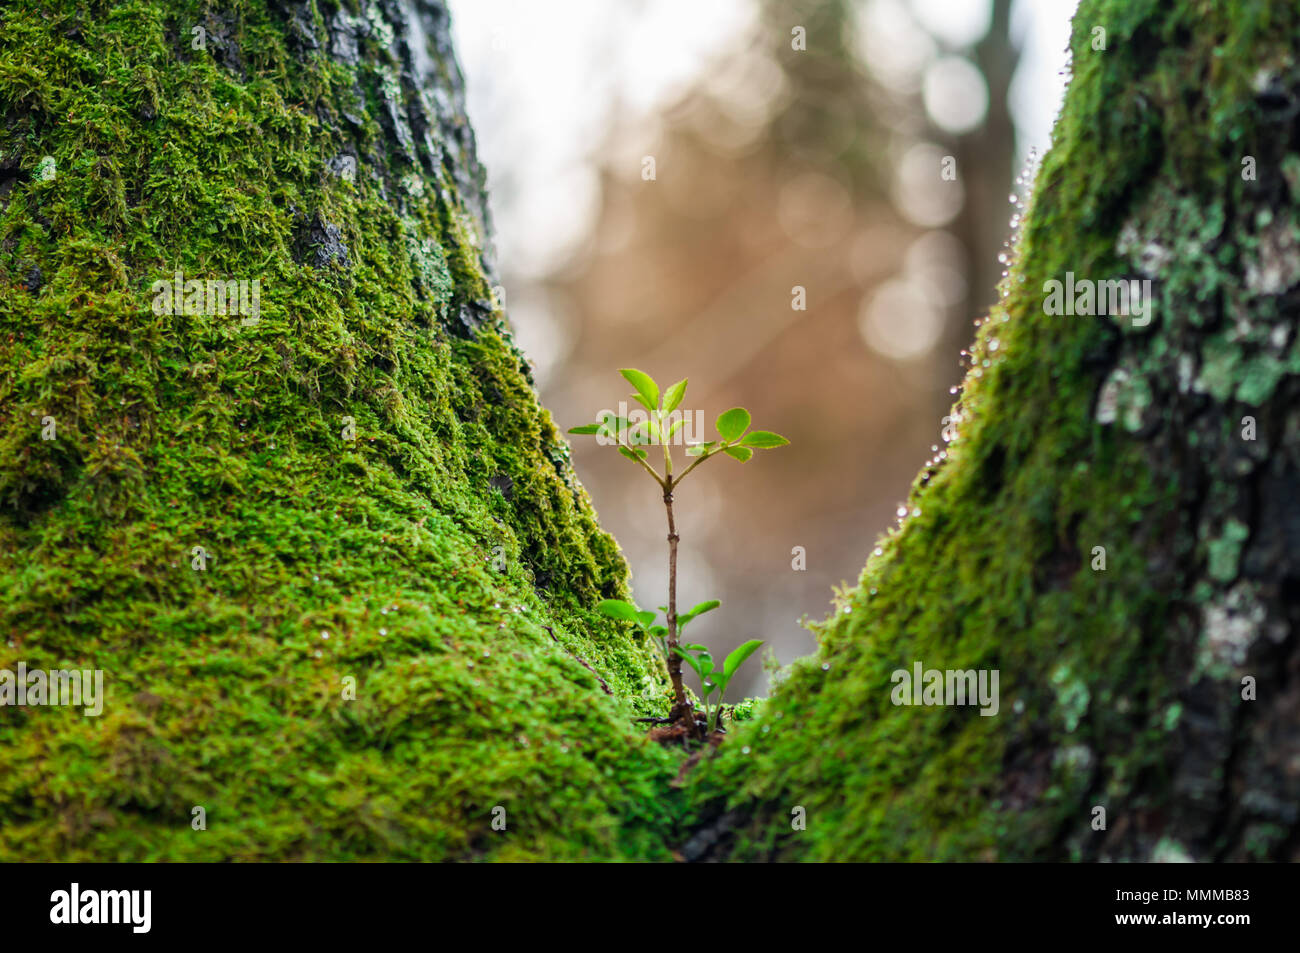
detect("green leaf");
top-left (597, 599), bottom-right (643, 624)
top-left (673, 646), bottom-right (704, 680)
top-left (662, 378), bottom-right (688, 414)
top-left (683, 599), bottom-right (721, 618)
top-left (636, 610), bottom-right (657, 627)
top-left (631, 393), bottom-right (655, 413)
top-left (723, 639), bottom-right (764, 680)
top-left (620, 368), bottom-right (659, 410)
top-left (568, 423), bottom-right (600, 435)
top-left (597, 412), bottom-right (629, 430)
top-left (739, 430), bottom-right (789, 449)
top-left (666, 418), bottom-right (686, 440)
top-left (626, 420), bottom-right (654, 445)
top-left (596, 416), bottom-right (630, 439)
top-left (648, 625), bottom-right (667, 638)
top-left (684, 441), bottom-right (715, 457)
top-left (723, 446), bottom-right (753, 463)
top-left (618, 446), bottom-right (648, 462)
top-left (716, 407), bottom-right (751, 442)
top-left (678, 599), bottom-right (720, 630)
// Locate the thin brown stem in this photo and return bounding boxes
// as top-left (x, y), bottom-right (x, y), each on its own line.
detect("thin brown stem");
top-left (674, 444), bottom-right (724, 486)
top-left (614, 436), bottom-right (665, 487)
top-left (663, 478), bottom-right (695, 736)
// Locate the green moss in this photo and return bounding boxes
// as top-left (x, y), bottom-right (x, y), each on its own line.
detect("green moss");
top-left (0, 0), bottom-right (681, 861)
top-left (681, 0), bottom-right (1299, 861)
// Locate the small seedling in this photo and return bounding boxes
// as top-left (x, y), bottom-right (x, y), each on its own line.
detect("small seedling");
top-left (676, 639), bottom-right (764, 735)
top-left (570, 369), bottom-right (788, 739)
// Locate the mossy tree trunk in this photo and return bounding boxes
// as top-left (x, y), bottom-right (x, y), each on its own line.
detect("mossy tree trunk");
top-left (682, 0), bottom-right (1300, 862)
top-left (0, 0), bottom-right (679, 861)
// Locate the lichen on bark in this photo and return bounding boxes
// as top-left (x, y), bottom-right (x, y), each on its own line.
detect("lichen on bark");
top-left (680, 0), bottom-right (1300, 862)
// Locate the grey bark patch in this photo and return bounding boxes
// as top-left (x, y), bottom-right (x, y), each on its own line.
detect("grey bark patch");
top-left (1246, 218), bottom-right (1300, 294)
top-left (271, 0), bottom-right (321, 56)
top-left (449, 300), bottom-right (491, 338)
top-left (679, 809), bottom-right (739, 862)
top-left (293, 212), bottom-right (351, 270)
top-left (328, 7), bottom-right (367, 65)
top-left (326, 154), bottom-right (358, 182)
top-left (202, 11), bottom-right (246, 78)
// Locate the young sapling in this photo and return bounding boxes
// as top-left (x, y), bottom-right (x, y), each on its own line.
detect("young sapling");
top-left (569, 369), bottom-right (788, 739)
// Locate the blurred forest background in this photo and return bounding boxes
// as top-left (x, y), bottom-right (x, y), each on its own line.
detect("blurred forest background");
top-left (448, 0), bottom-right (1078, 698)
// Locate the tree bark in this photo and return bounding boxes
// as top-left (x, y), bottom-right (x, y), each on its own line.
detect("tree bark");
top-left (0, 0), bottom-right (666, 861)
top-left (683, 0), bottom-right (1300, 861)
